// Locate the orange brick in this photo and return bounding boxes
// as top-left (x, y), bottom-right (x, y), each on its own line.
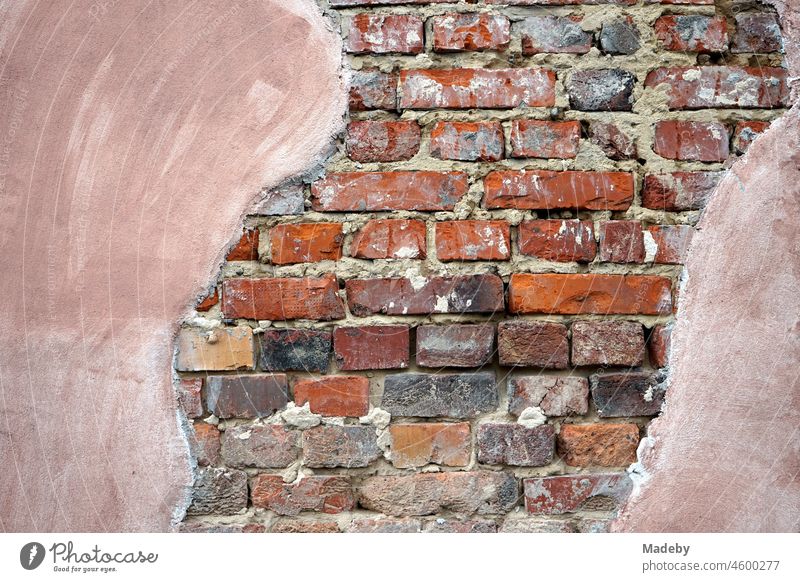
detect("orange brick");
top-left (388, 423), bottom-right (471, 468)
top-left (175, 326), bottom-right (254, 371)
top-left (270, 223), bottom-right (343, 265)
top-left (294, 376), bottom-right (370, 417)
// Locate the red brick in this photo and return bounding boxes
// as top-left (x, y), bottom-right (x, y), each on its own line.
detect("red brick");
top-left (589, 122), bottom-right (637, 160)
top-left (655, 15), bottom-right (729, 52)
top-left (311, 171), bottom-right (468, 212)
top-left (430, 121), bottom-right (504, 162)
top-left (558, 424), bottom-right (639, 467)
top-left (518, 219), bottom-right (596, 263)
top-left (221, 425), bottom-right (300, 468)
top-left (346, 14), bottom-right (423, 55)
top-left (269, 223), bottom-right (344, 265)
top-left (599, 220), bottom-right (644, 263)
top-left (508, 376), bottom-right (589, 417)
top-left (642, 171), bottom-right (724, 211)
top-left (195, 287), bottom-right (219, 312)
top-left (205, 374), bottom-right (289, 419)
top-left (388, 423), bottom-right (471, 468)
top-left (567, 69), bottom-right (636, 111)
top-left (653, 120), bottom-right (729, 162)
top-left (498, 321), bottom-right (569, 369)
top-left (293, 376), bottom-right (370, 417)
top-left (399, 68), bottom-right (556, 109)
top-left (177, 378), bottom-right (203, 418)
top-left (251, 474), bottom-right (355, 515)
top-left (648, 324), bottom-right (671, 368)
top-left (477, 423), bottom-right (555, 466)
top-left (733, 120), bottom-right (770, 154)
top-left (432, 13), bottom-right (510, 52)
top-left (346, 120), bottom-right (420, 163)
top-left (190, 422), bottom-right (220, 466)
top-left (510, 120), bottom-right (580, 159)
top-left (732, 13), bottom-right (783, 53)
top-left (226, 228), bottom-right (259, 261)
top-left (524, 473), bottom-right (632, 515)
top-left (645, 66), bottom-right (788, 109)
top-left (349, 69), bottom-right (396, 111)
top-left (416, 323), bottom-right (494, 368)
top-left (346, 274), bottom-right (504, 316)
top-left (334, 325), bottom-right (409, 370)
top-left (484, 170), bottom-right (634, 211)
top-left (509, 274), bottom-right (673, 315)
top-left (646, 225), bottom-right (693, 264)
top-left (350, 219), bottom-right (426, 260)
top-left (435, 220), bottom-right (510, 261)
top-left (303, 425), bottom-right (381, 468)
top-left (221, 275), bottom-right (345, 321)
top-left (518, 15), bottom-right (592, 55)
top-left (571, 321), bottom-right (645, 367)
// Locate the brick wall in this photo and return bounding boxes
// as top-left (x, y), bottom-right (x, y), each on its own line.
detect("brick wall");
top-left (176, 0), bottom-right (786, 533)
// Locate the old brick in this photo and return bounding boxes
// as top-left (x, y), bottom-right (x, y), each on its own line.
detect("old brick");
top-left (483, 170), bottom-right (634, 211)
top-left (179, 522), bottom-right (265, 533)
top-left (358, 471), bottom-right (517, 516)
top-left (508, 376), bottom-right (589, 417)
top-left (435, 220), bottom-right (510, 261)
top-left (416, 324), bottom-right (494, 368)
top-left (600, 16), bottom-right (640, 55)
top-left (732, 13), bottom-right (783, 53)
top-left (499, 517), bottom-right (576, 533)
top-left (302, 425), bottom-right (380, 468)
top-left (518, 219), bottom-right (595, 263)
top-left (524, 473), bottom-right (631, 515)
top-left (558, 423), bottom-right (639, 467)
top-left (509, 274), bottom-right (673, 315)
top-left (221, 425), bottom-right (300, 468)
top-left (653, 120), bottom-right (730, 162)
top-left (424, 519), bottom-right (497, 533)
top-left (346, 274), bottom-right (504, 316)
top-left (589, 122), bottom-right (637, 160)
top-left (477, 423), bottom-right (555, 466)
top-left (346, 120), bottom-right (420, 163)
top-left (270, 223), bottom-right (343, 265)
top-left (484, 0), bottom-right (638, 4)
top-left (432, 13), bottom-right (510, 52)
top-left (206, 374), bottom-right (289, 419)
top-left (567, 69), bottom-right (636, 111)
top-left (642, 171), bottom-right (724, 211)
top-left (517, 16), bottom-right (592, 55)
top-left (733, 120), bottom-right (770, 154)
top-left (195, 287), bottom-right (219, 312)
top-left (572, 321), bottom-right (645, 367)
top-left (175, 326), bottom-right (254, 372)
top-left (498, 321), bottom-right (569, 369)
top-left (382, 372), bottom-right (498, 418)
top-left (334, 325), bottom-right (409, 370)
top-left (510, 120), bottom-right (580, 159)
top-left (346, 518), bottom-right (421, 533)
top-left (252, 183), bottom-right (304, 216)
top-left (190, 422), bottom-right (220, 466)
top-left (226, 228), bottom-right (259, 261)
top-left (294, 376), bottom-right (370, 417)
top-left (331, 0), bottom-right (449, 5)
top-left (349, 69), bottom-right (396, 111)
top-left (644, 66), bottom-right (788, 109)
top-left (655, 15), bottom-right (728, 53)
top-left (270, 520), bottom-right (340, 533)
top-left (598, 220), bottom-right (645, 263)
top-left (346, 14), bottom-right (423, 55)
top-left (399, 68), bottom-right (556, 109)
top-left (648, 324), bottom-right (671, 368)
top-left (221, 275), bottom-right (345, 321)
top-left (388, 422), bottom-right (471, 468)
top-left (590, 372), bottom-right (666, 417)
top-left (258, 328), bottom-right (331, 373)
top-left (350, 219), bottom-right (427, 260)
top-left (177, 377), bottom-right (203, 418)
top-left (311, 171), bottom-right (468, 212)
top-left (251, 474), bottom-right (355, 515)
top-left (430, 121), bottom-right (504, 162)
top-left (187, 468), bottom-right (248, 516)
top-left (645, 225), bottom-right (694, 264)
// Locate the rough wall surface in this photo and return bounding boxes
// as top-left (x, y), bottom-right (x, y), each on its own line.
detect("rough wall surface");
top-left (0, 0), bottom-right (345, 532)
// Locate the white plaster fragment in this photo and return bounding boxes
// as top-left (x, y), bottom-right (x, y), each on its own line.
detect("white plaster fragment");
top-left (280, 402), bottom-right (321, 429)
top-left (517, 406), bottom-right (547, 428)
top-left (359, 407), bottom-right (391, 430)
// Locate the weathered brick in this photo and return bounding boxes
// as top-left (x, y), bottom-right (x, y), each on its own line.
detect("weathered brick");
top-left (589, 122), bottom-right (637, 160)
top-left (294, 376), bottom-right (370, 417)
top-left (645, 225), bottom-right (694, 264)
top-left (177, 377), bottom-right (203, 418)
top-left (334, 325), bottom-right (409, 370)
top-left (598, 220), bottom-right (645, 263)
top-left (509, 274), bottom-right (673, 315)
top-left (388, 422), bottom-right (471, 468)
top-left (195, 287), bottom-right (219, 312)
top-left (424, 519), bottom-right (497, 533)
top-left (187, 468), bottom-right (248, 516)
top-left (221, 425), bottom-right (300, 468)
top-left (524, 474), bottom-right (631, 515)
top-left (486, 0), bottom-right (637, 3)
top-left (518, 219), bottom-right (595, 263)
top-left (571, 321), bottom-right (645, 367)
top-left (346, 518), bottom-right (421, 533)
top-left (302, 425), bottom-right (380, 468)
top-left (567, 69), bottom-right (636, 111)
top-left (349, 69), bottom-right (396, 111)
top-left (206, 374), bottom-right (289, 419)
top-left (346, 274), bottom-right (504, 316)
top-left (517, 16), bottom-right (592, 55)
top-left (416, 323), bottom-right (494, 368)
top-left (477, 423), bottom-right (555, 466)
top-left (350, 219), bottom-right (427, 260)
top-left (590, 372), bottom-right (666, 417)
top-left (258, 328), bottom-right (331, 373)
top-left (655, 15), bottom-right (728, 53)
top-left (653, 120), bottom-right (730, 162)
top-left (732, 13), bottom-right (783, 53)
top-left (270, 520), bottom-right (340, 533)
top-left (179, 522), bottom-right (265, 533)
top-left (382, 372), bottom-right (498, 418)
top-left (558, 423), bottom-right (639, 467)
top-left (600, 16), bottom-right (641, 55)
top-left (311, 171), bottom-right (468, 212)
top-left (432, 13), bottom-right (510, 52)
top-left (221, 276), bottom-right (345, 321)
top-left (189, 422), bottom-right (220, 466)
top-left (732, 120), bottom-right (770, 154)
top-left (499, 517), bottom-right (576, 533)
top-left (346, 120), bottom-right (421, 162)
top-left (331, 0), bottom-right (449, 5)
top-left (510, 120), bottom-right (580, 159)
top-left (642, 171), bottom-right (724, 211)
top-left (359, 471), bottom-right (517, 516)
top-left (644, 66), bottom-right (788, 109)
top-left (498, 321), bottom-right (569, 368)
top-left (435, 220), bottom-right (510, 261)
top-left (648, 324), bottom-right (671, 368)
top-left (483, 170), bottom-right (634, 211)
top-left (399, 68), bottom-right (556, 109)
top-left (345, 14), bottom-right (423, 55)
top-left (269, 223), bottom-right (344, 265)
top-left (430, 121), bottom-right (504, 162)
top-left (251, 474), bottom-right (355, 515)
top-left (175, 326), bottom-right (254, 372)
top-left (252, 183), bottom-right (304, 216)
top-left (508, 376), bottom-right (589, 417)
top-left (226, 228), bottom-right (259, 261)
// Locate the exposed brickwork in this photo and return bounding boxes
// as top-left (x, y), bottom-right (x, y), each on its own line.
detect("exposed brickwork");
top-left (293, 376), bottom-right (370, 417)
